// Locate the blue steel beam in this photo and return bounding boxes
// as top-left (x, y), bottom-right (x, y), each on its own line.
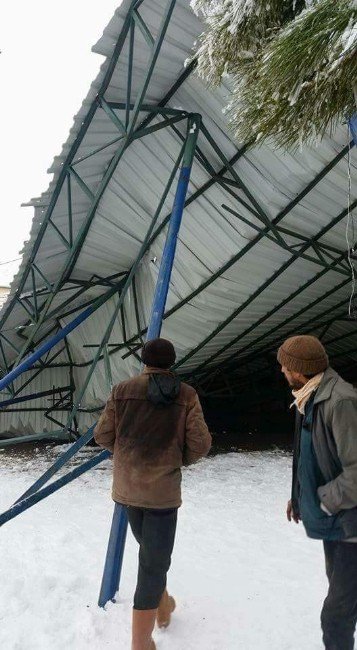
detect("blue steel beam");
top-left (3, 125), bottom-right (188, 510)
top-left (350, 114), bottom-right (357, 145)
top-left (15, 425), bottom-right (97, 503)
top-left (0, 276), bottom-right (128, 389)
top-left (98, 113), bottom-right (201, 608)
top-left (0, 448), bottom-right (111, 526)
top-left (0, 113), bottom-right (200, 570)
top-left (0, 302), bottom-right (102, 393)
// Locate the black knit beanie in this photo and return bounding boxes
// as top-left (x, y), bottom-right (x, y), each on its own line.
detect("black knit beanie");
top-left (277, 335), bottom-right (329, 375)
top-left (141, 338), bottom-right (176, 369)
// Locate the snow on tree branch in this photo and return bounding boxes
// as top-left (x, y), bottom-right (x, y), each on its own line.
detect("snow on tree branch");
top-left (192, 0), bottom-right (357, 148)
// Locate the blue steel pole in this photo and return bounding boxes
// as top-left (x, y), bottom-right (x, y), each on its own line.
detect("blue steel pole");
top-left (98, 114), bottom-right (201, 607)
top-left (350, 114), bottom-right (357, 146)
top-left (6, 143), bottom-right (188, 510)
top-left (0, 448), bottom-right (110, 527)
top-left (145, 119), bottom-right (200, 338)
top-left (0, 282), bottom-right (124, 394)
top-left (15, 425), bottom-right (97, 502)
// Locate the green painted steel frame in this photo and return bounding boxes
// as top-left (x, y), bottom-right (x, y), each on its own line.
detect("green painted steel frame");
top-left (0, 1), bottom-right (197, 408)
top-left (0, 117), bottom-right (202, 545)
top-left (116, 141), bottom-right (356, 367)
top-left (0, 0), bottom-right (187, 382)
top-left (0, 0), bottom-right (356, 414)
top-left (175, 199), bottom-right (357, 377)
top-left (15, 137), bottom-right (354, 384)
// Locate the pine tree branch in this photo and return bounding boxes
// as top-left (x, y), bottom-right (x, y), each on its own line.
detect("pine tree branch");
top-left (193, 0), bottom-right (357, 148)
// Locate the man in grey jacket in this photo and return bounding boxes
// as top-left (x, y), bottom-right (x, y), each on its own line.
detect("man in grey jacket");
top-left (278, 335), bottom-right (357, 650)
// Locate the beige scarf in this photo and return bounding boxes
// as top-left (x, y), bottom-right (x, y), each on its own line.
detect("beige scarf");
top-left (291, 372), bottom-right (324, 414)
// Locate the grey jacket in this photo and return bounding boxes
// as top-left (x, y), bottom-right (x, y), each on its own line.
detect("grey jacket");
top-left (292, 367), bottom-right (357, 538)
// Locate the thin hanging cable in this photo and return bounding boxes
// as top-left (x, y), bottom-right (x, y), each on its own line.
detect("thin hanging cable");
top-left (0, 257), bottom-right (21, 266)
top-left (346, 123), bottom-right (356, 319)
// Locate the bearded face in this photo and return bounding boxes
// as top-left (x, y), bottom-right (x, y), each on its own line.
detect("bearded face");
top-left (281, 366), bottom-right (306, 390)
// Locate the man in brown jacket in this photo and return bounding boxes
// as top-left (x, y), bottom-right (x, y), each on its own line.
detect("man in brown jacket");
top-left (94, 338), bottom-right (211, 650)
top-left (278, 335), bottom-right (357, 650)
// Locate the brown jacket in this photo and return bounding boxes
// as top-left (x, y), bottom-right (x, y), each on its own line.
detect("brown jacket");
top-left (94, 368), bottom-right (212, 509)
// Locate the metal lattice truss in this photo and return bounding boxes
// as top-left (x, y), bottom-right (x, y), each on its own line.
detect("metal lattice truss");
top-left (0, 0), bottom-right (356, 435)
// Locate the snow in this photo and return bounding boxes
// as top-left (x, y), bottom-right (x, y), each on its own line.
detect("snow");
top-left (337, 17), bottom-right (357, 59)
top-left (0, 447), bottom-right (328, 649)
top-left (326, 13), bottom-right (357, 74)
top-left (190, 0), bottom-right (255, 30)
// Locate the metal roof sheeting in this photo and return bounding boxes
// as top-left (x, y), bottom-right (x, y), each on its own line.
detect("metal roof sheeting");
top-left (0, 0), bottom-right (356, 434)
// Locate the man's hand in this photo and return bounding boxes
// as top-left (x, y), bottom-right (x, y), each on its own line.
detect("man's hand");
top-left (287, 499), bottom-right (300, 524)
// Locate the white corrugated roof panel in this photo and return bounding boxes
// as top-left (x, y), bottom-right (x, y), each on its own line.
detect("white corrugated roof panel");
top-left (0, 0), bottom-right (356, 434)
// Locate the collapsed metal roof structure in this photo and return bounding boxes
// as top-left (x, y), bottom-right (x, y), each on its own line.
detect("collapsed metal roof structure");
top-left (0, 0), bottom-right (357, 437)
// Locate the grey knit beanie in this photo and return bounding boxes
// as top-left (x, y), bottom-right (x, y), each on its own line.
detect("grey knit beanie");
top-left (277, 335), bottom-right (329, 375)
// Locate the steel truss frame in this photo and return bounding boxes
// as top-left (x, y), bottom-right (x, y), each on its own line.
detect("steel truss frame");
top-left (0, 103), bottom-right (201, 610)
top-left (102, 139), bottom-right (357, 379)
top-left (4, 43), bottom-right (353, 394)
top-left (39, 141), bottom-right (356, 383)
top-left (0, 0), bottom-right (194, 381)
top-left (3, 96), bottom-right (354, 390)
top-left (0, 1), bottom-right (355, 414)
top-left (0, 0), bottom-right (203, 437)
top-left (0, 0), bottom-right (357, 617)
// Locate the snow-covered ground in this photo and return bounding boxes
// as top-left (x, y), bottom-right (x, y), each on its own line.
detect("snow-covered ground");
top-left (0, 447), bottom-right (327, 649)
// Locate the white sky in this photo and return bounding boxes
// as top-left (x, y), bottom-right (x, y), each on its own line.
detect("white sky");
top-left (0, 0), bottom-right (121, 287)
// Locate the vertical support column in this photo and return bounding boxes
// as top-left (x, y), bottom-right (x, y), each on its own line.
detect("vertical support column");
top-left (350, 114), bottom-right (357, 147)
top-left (98, 114), bottom-right (201, 608)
